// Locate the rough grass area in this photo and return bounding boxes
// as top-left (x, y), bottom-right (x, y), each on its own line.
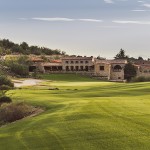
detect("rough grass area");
top-left (0, 102), bottom-right (43, 126)
top-left (41, 73), bottom-right (99, 82)
top-left (0, 75), bottom-right (149, 150)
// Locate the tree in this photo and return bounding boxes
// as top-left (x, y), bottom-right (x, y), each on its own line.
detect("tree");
top-left (1, 39), bottom-right (14, 50)
top-left (97, 55), bottom-right (106, 60)
top-left (20, 42), bottom-right (29, 50)
top-left (10, 63), bottom-right (29, 76)
top-left (0, 38), bottom-right (64, 55)
top-left (4, 56), bottom-right (30, 77)
top-left (0, 47), bottom-right (3, 55)
top-left (124, 63), bottom-right (137, 81)
top-left (61, 51), bottom-right (66, 55)
top-left (114, 49), bottom-right (128, 59)
top-left (138, 56), bottom-right (143, 60)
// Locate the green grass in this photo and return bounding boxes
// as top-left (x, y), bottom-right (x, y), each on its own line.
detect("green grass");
top-left (0, 74), bottom-right (150, 150)
top-left (41, 73), bottom-right (99, 82)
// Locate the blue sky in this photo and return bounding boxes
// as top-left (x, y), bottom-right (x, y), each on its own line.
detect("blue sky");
top-left (0, 0), bottom-right (150, 58)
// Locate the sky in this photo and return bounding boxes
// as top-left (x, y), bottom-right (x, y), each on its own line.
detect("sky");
top-left (0, 0), bottom-right (150, 58)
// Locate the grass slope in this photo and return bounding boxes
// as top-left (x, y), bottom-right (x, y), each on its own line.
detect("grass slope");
top-left (0, 74), bottom-right (150, 150)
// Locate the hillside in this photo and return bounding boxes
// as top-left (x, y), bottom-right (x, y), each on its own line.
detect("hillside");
top-left (0, 39), bottom-right (66, 55)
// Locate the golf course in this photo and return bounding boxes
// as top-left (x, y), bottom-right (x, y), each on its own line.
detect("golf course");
top-left (0, 74), bottom-right (150, 150)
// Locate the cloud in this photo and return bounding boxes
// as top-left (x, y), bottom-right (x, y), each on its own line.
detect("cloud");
top-left (18, 18), bottom-right (28, 20)
top-left (103, 0), bottom-right (127, 4)
top-left (99, 25), bottom-right (127, 28)
top-left (118, 0), bottom-right (128, 1)
top-left (104, 0), bottom-right (114, 4)
top-left (113, 20), bottom-right (150, 25)
top-left (142, 3), bottom-right (150, 8)
top-left (31, 17), bottom-right (103, 23)
top-left (131, 9), bottom-right (147, 12)
top-left (138, 0), bottom-right (144, 3)
top-left (78, 19), bottom-right (103, 22)
top-left (32, 17), bottom-right (75, 22)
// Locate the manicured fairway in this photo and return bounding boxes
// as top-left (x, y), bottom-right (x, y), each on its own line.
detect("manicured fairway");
top-left (1, 75), bottom-right (150, 150)
top-left (41, 73), bottom-right (99, 82)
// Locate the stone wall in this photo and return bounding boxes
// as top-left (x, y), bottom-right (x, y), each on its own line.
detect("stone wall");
top-left (94, 63), bottom-right (111, 79)
top-left (110, 70), bottom-right (124, 80)
top-left (110, 64), bottom-right (125, 80)
top-left (136, 65), bottom-right (150, 77)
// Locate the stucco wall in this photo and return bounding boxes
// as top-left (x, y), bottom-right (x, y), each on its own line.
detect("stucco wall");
top-left (62, 58), bottom-right (94, 71)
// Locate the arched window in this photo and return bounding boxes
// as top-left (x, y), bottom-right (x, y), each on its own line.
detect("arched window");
top-left (113, 65), bottom-right (122, 72)
top-left (80, 66), bottom-right (84, 71)
top-left (66, 66), bottom-right (69, 71)
top-left (71, 66), bottom-right (74, 71)
top-left (85, 66), bottom-right (89, 71)
top-left (75, 66), bottom-right (79, 71)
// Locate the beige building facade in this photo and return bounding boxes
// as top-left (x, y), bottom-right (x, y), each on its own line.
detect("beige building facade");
top-left (29, 56), bottom-right (128, 80)
top-left (134, 60), bottom-right (150, 77)
top-left (29, 56), bottom-right (150, 81)
top-left (61, 56), bottom-right (94, 72)
top-left (2, 54), bottom-right (150, 81)
top-left (94, 59), bottom-right (127, 80)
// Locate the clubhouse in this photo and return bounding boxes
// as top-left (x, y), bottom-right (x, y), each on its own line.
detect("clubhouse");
top-left (29, 56), bottom-right (129, 81)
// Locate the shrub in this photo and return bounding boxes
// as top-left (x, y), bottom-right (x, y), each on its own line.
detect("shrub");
top-left (31, 69), bottom-right (41, 79)
top-left (0, 96), bottom-right (12, 104)
top-left (0, 76), bottom-right (14, 97)
top-left (10, 63), bottom-right (29, 77)
top-left (3, 56), bottom-right (30, 77)
top-left (131, 76), bottom-right (150, 82)
top-left (0, 85), bottom-right (12, 90)
top-left (0, 76), bottom-right (14, 87)
top-left (0, 102), bottom-right (35, 123)
top-left (0, 76), bottom-right (14, 98)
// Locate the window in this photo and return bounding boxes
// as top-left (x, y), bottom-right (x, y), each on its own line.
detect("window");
top-left (75, 61), bottom-right (79, 64)
top-left (66, 61), bottom-right (69, 64)
top-left (80, 66), bottom-right (84, 71)
top-left (85, 66), bottom-right (88, 71)
top-left (114, 65), bottom-right (122, 70)
top-left (100, 66), bottom-right (104, 71)
top-left (66, 66), bottom-right (69, 71)
top-left (80, 61), bottom-right (83, 64)
top-left (75, 66), bottom-right (79, 71)
top-left (71, 61), bottom-right (74, 64)
top-left (85, 61), bottom-right (89, 64)
top-left (71, 66), bottom-right (74, 71)
top-left (113, 65), bottom-right (122, 72)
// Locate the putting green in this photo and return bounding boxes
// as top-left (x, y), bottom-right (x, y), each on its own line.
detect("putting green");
top-left (0, 74), bottom-right (150, 150)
